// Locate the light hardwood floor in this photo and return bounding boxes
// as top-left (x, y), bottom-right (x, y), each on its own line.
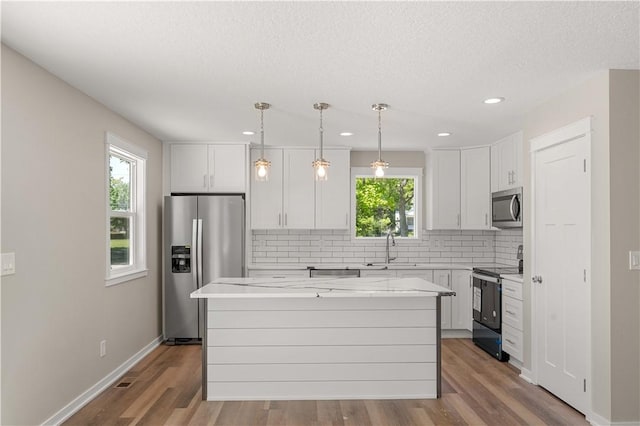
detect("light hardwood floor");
top-left (65, 339), bottom-right (587, 425)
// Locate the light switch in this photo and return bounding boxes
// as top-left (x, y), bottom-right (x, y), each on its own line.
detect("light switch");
top-left (1, 252), bottom-right (16, 276)
top-left (630, 251), bottom-right (640, 270)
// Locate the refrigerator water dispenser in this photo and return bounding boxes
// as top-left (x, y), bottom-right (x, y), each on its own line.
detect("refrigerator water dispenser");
top-left (171, 245), bottom-right (191, 273)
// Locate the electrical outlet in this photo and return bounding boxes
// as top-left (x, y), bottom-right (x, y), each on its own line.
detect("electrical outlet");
top-left (100, 340), bottom-right (107, 357)
top-left (1, 252), bottom-right (16, 276)
top-left (630, 251), bottom-right (640, 270)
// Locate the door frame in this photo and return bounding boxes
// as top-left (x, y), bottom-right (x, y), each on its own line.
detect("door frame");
top-left (529, 116), bottom-right (592, 415)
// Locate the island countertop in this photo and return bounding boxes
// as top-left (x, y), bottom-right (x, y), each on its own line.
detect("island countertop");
top-left (191, 276), bottom-right (455, 299)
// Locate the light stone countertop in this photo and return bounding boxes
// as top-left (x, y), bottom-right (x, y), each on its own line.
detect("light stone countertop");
top-left (247, 262), bottom-right (513, 271)
top-left (191, 276), bottom-right (455, 299)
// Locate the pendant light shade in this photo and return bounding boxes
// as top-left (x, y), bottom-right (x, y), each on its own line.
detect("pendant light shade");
top-left (371, 103), bottom-right (389, 178)
top-left (254, 102), bottom-right (271, 181)
top-left (312, 102), bottom-right (330, 181)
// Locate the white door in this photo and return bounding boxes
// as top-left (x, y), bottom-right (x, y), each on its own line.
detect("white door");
top-left (532, 119), bottom-right (590, 414)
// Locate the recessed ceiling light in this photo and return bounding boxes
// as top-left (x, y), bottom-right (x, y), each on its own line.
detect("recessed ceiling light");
top-left (242, 131), bottom-right (255, 135)
top-left (340, 132), bottom-right (354, 136)
top-left (484, 97), bottom-right (505, 104)
top-left (437, 132), bottom-right (451, 137)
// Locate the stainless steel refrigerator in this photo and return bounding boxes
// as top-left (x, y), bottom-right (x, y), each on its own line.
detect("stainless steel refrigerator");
top-left (163, 195), bottom-right (245, 344)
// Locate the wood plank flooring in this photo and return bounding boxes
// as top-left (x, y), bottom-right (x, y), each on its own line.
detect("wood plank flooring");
top-left (64, 339), bottom-right (587, 425)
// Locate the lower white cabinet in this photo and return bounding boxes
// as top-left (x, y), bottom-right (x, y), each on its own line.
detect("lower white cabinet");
top-left (451, 270), bottom-right (472, 330)
top-left (501, 277), bottom-right (524, 361)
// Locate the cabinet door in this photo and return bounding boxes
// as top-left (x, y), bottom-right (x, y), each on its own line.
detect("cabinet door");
top-left (451, 270), bottom-right (472, 331)
top-left (283, 149), bottom-right (315, 229)
top-left (430, 150), bottom-right (461, 229)
top-left (250, 148), bottom-right (283, 229)
top-left (315, 149), bottom-right (350, 229)
top-left (433, 270), bottom-right (452, 329)
top-left (511, 131), bottom-right (523, 188)
top-left (209, 145), bottom-right (246, 193)
top-left (170, 144), bottom-right (209, 193)
top-left (461, 147), bottom-right (491, 229)
top-left (498, 137), bottom-right (515, 190)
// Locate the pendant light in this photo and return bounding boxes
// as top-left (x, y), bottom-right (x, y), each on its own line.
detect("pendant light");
top-left (254, 102), bottom-right (271, 181)
top-left (370, 103), bottom-right (389, 178)
top-left (312, 102), bottom-right (330, 181)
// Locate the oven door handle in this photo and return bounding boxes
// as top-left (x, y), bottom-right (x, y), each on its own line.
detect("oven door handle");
top-left (472, 273), bottom-right (500, 283)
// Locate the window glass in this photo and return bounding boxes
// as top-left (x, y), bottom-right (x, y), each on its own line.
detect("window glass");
top-left (106, 132), bottom-right (147, 285)
top-left (355, 177), bottom-right (416, 238)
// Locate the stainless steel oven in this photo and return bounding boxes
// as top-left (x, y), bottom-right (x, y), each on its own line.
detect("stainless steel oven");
top-left (472, 267), bottom-right (517, 362)
top-left (492, 187), bottom-right (522, 228)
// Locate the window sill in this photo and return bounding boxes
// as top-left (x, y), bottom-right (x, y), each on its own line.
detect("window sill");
top-left (106, 269), bottom-right (148, 287)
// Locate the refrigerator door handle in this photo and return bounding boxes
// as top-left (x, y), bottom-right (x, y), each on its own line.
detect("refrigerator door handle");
top-left (191, 219), bottom-right (198, 290)
top-left (197, 219), bottom-right (203, 288)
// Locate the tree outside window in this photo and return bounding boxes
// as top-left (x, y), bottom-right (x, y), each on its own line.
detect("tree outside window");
top-left (355, 177), bottom-right (416, 237)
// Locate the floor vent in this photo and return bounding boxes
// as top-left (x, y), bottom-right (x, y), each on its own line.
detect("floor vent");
top-left (115, 381), bottom-right (132, 388)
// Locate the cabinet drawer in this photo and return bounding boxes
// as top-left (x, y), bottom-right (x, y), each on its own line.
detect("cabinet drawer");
top-left (502, 296), bottom-right (523, 330)
top-left (502, 279), bottom-right (522, 301)
top-left (502, 324), bottom-right (523, 361)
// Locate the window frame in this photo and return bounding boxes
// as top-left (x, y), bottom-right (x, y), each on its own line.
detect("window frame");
top-left (350, 167), bottom-right (422, 240)
top-left (105, 132), bottom-right (148, 286)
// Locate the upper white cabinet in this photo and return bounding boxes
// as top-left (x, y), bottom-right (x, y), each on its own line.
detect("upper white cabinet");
top-left (426, 150), bottom-right (461, 229)
top-left (251, 148), bottom-right (315, 229)
top-left (315, 149), bottom-right (350, 229)
top-left (491, 131), bottom-right (523, 192)
top-left (170, 144), bottom-right (246, 193)
top-left (460, 147), bottom-right (491, 229)
top-left (251, 147), bottom-right (350, 230)
top-left (427, 147), bottom-right (491, 230)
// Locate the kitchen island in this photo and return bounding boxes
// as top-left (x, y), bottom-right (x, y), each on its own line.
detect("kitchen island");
top-left (191, 276), bottom-right (454, 401)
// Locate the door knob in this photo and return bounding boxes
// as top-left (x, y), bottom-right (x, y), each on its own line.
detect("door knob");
top-left (532, 275), bottom-right (543, 283)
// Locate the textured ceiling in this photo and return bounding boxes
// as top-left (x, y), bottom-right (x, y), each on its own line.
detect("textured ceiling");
top-left (2, 1), bottom-right (638, 151)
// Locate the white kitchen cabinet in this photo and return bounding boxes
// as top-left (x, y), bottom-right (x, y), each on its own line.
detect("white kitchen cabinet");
top-left (460, 147), bottom-right (491, 230)
top-left (315, 149), bottom-right (350, 229)
top-left (491, 131), bottom-right (523, 192)
top-left (433, 270), bottom-right (452, 329)
top-left (170, 144), bottom-right (246, 193)
top-left (451, 270), bottom-right (472, 331)
top-left (250, 148), bottom-right (315, 229)
top-left (501, 276), bottom-right (524, 361)
top-left (426, 150), bottom-right (461, 230)
top-left (427, 148), bottom-right (491, 230)
top-left (250, 148), bottom-right (283, 229)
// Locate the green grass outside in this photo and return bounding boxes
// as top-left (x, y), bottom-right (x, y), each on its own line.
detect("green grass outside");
top-left (111, 239), bottom-right (130, 249)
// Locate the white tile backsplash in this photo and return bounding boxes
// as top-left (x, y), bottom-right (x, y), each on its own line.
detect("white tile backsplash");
top-left (251, 228), bottom-right (523, 265)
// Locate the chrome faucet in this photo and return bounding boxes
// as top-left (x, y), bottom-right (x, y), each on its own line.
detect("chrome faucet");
top-left (385, 230), bottom-right (396, 264)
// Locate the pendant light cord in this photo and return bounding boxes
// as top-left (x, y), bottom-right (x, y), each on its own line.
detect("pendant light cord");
top-left (319, 107), bottom-right (324, 158)
top-left (377, 108), bottom-right (382, 161)
top-left (259, 108), bottom-right (265, 159)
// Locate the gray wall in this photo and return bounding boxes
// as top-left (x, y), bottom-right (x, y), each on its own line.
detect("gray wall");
top-left (523, 70), bottom-right (640, 422)
top-left (609, 70), bottom-right (640, 423)
top-left (1, 45), bottom-right (164, 425)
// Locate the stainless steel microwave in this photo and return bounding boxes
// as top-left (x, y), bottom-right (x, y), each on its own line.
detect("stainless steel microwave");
top-left (492, 187), bottom-right (522, 228)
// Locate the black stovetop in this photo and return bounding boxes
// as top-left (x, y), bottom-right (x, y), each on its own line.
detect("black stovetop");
top-left (473, 266), bottom-right (521, 278)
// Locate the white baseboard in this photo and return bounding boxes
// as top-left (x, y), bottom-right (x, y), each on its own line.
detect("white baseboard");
top-left (42, 335), bottom-right (163, 426)
top-left (587, 411), bottom-right (611, 426)
top-left (518, 367), bottom-right (535, 384)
